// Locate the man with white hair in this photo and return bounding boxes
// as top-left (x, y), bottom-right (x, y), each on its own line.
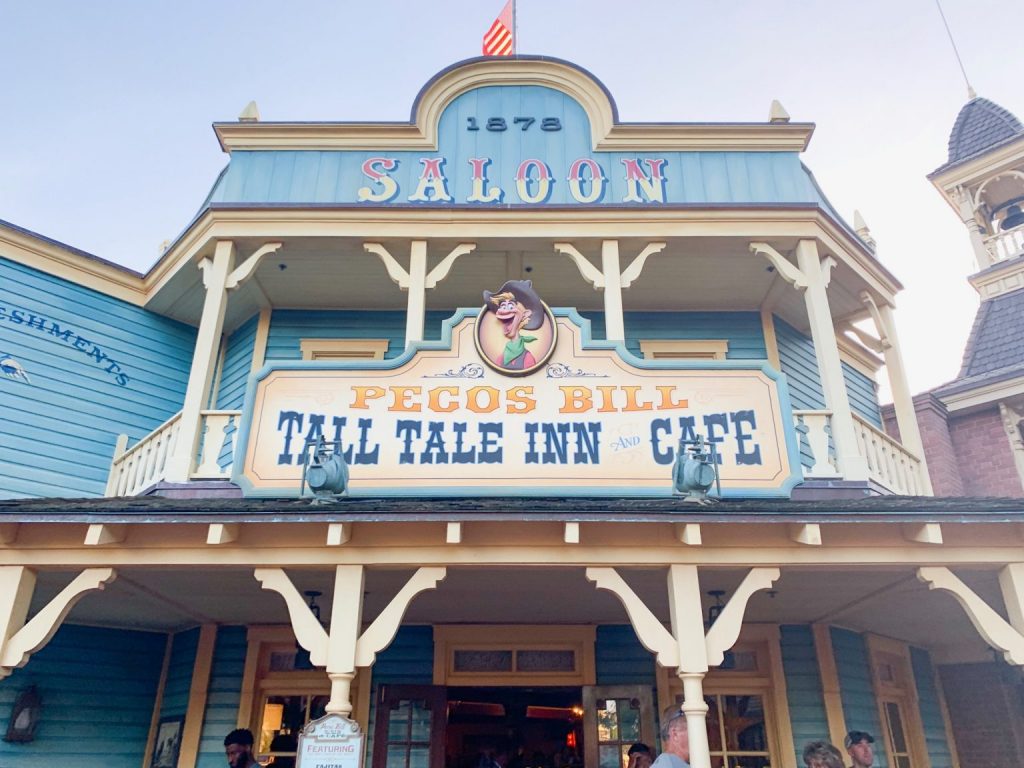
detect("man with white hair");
top-left (651, 705), bottom-right (690, 768)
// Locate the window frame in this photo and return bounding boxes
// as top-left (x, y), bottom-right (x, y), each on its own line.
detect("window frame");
top-left (638, 340), bottom-right (729, 361)
top-left (299, 338), bottom-right (389, 361)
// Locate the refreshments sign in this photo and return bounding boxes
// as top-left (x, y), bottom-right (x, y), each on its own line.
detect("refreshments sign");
top-left (234, 307), bottom-right (801, 498)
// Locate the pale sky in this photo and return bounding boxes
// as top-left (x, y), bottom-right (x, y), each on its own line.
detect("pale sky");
top-left (1, 1), bottom-right (1018, 396)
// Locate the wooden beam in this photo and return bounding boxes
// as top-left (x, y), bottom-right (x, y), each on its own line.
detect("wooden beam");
top-left (84, 523), bottom-right (126, 546)
top-left (177, 625), bottom-right (218, 768)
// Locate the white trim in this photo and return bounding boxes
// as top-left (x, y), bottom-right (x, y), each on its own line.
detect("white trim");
top-left (299, 338), bottom-right (389, 361)
top-left (639, 339), bottom-right (729, 360)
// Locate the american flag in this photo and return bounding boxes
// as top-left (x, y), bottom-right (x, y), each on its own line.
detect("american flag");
top-left (482, 0), bottom-right (515, 56)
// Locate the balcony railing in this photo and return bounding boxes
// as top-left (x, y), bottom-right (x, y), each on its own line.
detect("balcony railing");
top-left (983, 225), bottom-right (1024, 264)
top-left (106, 410), bottom-right (240, 496)
top-left (794, 410), bottom-right (928, 495)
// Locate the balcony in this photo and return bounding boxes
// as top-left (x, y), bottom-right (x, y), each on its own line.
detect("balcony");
top-left (983, 224), bottom-right (1024, 264)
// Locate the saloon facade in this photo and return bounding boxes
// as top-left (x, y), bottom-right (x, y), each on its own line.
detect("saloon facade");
top-left (1, 58), bottom-right (1022, 768)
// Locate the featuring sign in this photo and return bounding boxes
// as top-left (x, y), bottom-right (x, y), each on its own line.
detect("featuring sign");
top-left (296, 714), bottom-right (364, 768)
top-left (235, 309), bottom-right (802, 498)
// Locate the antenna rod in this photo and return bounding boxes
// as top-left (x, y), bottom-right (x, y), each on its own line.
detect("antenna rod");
top-left (513, 0), bottom-right (518, 55)
top-left (934, 0), bottom-right (975, 98)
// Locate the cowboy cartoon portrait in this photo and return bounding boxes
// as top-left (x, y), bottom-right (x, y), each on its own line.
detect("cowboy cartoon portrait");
top-left (476, 279), bottom-right (556, 375)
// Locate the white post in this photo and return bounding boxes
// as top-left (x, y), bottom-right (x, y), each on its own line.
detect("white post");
top-left (795, 240), bottom-right (869, 481)
top-left (406, 240), bottom-right (427, 346)
top-left (326, 565), bottom-right (365, 715)
top-left (667, 565), bottom-right (711, 768)
top-left (165, 241), bottom-right (236, 482)
top-left (999, 563), bottom-right (1024, 638)
top-left (955, 188), bottom-right (992, 269)
top-left (601, 240), bottom-right (625, 341)
top-left (875, 303), bottom-right (933, 493)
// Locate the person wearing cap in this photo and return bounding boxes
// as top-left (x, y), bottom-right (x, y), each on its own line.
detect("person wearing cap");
top-left (844, 731), bottom-right (875, 768)
top-left (651, 705), bottom-right (690, 768)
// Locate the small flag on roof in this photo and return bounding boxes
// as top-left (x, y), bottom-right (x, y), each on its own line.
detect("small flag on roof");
top-left (483, 0), bottom-right (515, 56)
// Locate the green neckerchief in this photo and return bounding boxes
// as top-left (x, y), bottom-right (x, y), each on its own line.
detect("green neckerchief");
top-left (503, 334), bottom-right (537, 365)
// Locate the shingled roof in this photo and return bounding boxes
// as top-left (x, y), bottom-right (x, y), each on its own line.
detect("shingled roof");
top-left (931, 97), bottom-right (1024, 175)
top-left (954, 283), bottom-right (1024, 380)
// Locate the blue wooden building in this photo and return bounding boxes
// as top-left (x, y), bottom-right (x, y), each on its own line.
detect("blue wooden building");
top-left (0, 57), bottom-right (1021, 768)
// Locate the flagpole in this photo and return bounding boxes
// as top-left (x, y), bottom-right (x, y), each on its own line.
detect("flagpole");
top-left (513, 0), bottom-right (518, 54)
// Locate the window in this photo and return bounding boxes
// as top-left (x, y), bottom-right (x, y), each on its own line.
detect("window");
top-left (639, 340), bottom-right (728, 360)
top-left (866, 637), bottom-right (927, 768)
top-left (881, 700), bottom-right (913, 768)
top-left (299, 339), bottom-right (389, 361)
top-left (705, 693), bottom-right (771, 768)
top-left (258, 693), bottom-right (329, 767)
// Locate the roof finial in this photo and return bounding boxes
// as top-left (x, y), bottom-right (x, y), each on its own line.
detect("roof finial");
top-left (239, 100), bottom-right (260, 122)
top-left (935, 0), bottom-right (975, 100)
top-left (854, 210), bottom-right (877, 253)
top-left (768, 99), bottom-right (790, 124)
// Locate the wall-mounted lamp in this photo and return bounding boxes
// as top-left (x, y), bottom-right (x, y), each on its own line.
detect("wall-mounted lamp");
top-left (4, 685), bottom-right (42, 743)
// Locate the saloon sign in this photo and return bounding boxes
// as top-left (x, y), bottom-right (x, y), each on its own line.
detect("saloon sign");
top-left (235, 304), bottom-right (802, 498)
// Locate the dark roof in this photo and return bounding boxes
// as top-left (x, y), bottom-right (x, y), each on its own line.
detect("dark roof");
top-left (1, 494), bottom-right (1023, 524)
top-left (956, 285), bottom-right (1024, 379)
top-left (932, 97), bottom-right (1024, 175)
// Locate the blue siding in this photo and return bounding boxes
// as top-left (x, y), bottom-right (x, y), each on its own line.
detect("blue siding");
top-left (161, 627), bottom-right (200, 720)
top-left (195, 626), bottom-right (248, 768)
top-left (842, 361), bottom-right (882, 428)
top-left (0, 624), bottom-right (165, 768)
top-left (779, 626), bottom-right (830, 764)
top-left (216, 315), bottom-right (258, 410)
top-left (371, 625), bottom-right (434, 685)
top-left (595, 625), bottom-right (655, 686)
top-left (774, 318), bottom-right (825, 411)
top-left (265, 310), bottom-right (451, 360)
top-left (910, 647), bottom-right (953, 768)
top-left (579, 311), bottom-right (766, 360)
top-left (831, 628), bottom-right (887, 768)
top-left (0, 256), bottom-right (196, 498)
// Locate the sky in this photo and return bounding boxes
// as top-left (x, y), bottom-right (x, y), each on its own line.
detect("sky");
top-left (1, 0), bottom-right (1018, 396)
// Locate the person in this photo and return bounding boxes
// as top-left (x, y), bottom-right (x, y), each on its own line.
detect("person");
top-left (651, 705), bottom-right (690, 768)
top-left (627, 742), bottom-right (653, 768)
top-left (844, 730), bottom-right (875, 768)
top-left (224, 728), bottom-right (259, 768)
top-left (801, 740), bottom-right (844, 768)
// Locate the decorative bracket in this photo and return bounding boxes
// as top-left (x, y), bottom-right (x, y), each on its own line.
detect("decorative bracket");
top-left (355, 567), bottom-right (446, 666)
top-left (704, 567), bottom-right (779, 666)
top-left (554, 243), bottom-right (606, 288)
top-left (749, 242), bottom-right (807, 290)
top-left (586, 567), bottom-right (679, 667)
top-left (620, 242), bottom-right (667, 288)
top-left (0, 567), bottom-right (117, 676)
top-left (255, 566), bottom-right (447, 670)
top-left (838, 321), bottom-right (886, 355)
top-left (364, 243), bottom-right (411, 289)
top-left (917, 566), bottom-right (1024, 665)
top-left (821, 255), bottom-right (837, 287)
top-left (425, 244), bottom-right (476, 289)
top-left (859, 291), bottom-right (892, 350)
top-left (226, 242), bottom-right (283, 290)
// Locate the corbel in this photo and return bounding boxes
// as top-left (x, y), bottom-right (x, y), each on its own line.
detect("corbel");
top-left (918, 566), bottom-right (1024, 665)
top-left (553, 243), bottom-right (606, 288)
top-left (904, 523), bottom-right (943, 544)
top-left (704, 567), bottom-right (780, 665)
top-left (425, 244), bottom-right (476, 289)
top-left (0, 566), bottom-right (117, 677)
top-left (586, 567), bottom-right (680, 667)
top-left (564, 522), bottom-right (581, 544)
top-left (225, 242), bottom-right (283, 290)
top-left (619, 242), bottom-right (667, 288)
top-left (364, 243), bottom-right (412, 289)
top-left (838, 321), bottom-right (886, 355)
top-left (859, 291), bottom-right (892, 349)
top-left (820, 255), bottom-right (837, 287)
top-left (674, 523), bottom-right (702, 545)
top-left (206, 523), bottom-right (239, 545)
top-left (446, 522), bottom-right (462, 544)
top-left (353, 567), bottom-right (447, 666)
top-left (789, 523), bottom-right (822, 546)
top-left (748, 242), bottom-right (807, 290)
top-left (84, 523), bottom-right (127, 546)
top-left (0, 523), bottom-right (19, 546)
top-left (326, 523), bottom-right (352, 546)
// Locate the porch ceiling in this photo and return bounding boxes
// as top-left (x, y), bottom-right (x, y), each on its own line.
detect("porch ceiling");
top-left (33, 564), bottom-right (1005, 663)
top-left (147, 234), bottom-right (871, 337)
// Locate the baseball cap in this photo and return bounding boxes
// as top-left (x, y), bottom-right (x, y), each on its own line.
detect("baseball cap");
top-left (844, 731), bottom-right (875, 749)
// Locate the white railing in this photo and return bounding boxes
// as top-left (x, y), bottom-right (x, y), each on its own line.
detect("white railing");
top-left (852, 414), bottom-right (927, 496)
top-left (106, 409), bottom-right (241, 496)
top-left (983, 225), bottom-right (1024, 264)
top-left (793, 410), bottom-right (928, 495)
top-left (106, 412), bottom-right (182, 496)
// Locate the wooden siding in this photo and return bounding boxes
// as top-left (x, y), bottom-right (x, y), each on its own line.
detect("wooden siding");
top-left (774, 318), bottom-right (826, 411)
top-left (366, 625), bottom-right (435, 765)
top-left (265, 310), bottom-right (451, 361)
top-left (842, 362), bottom-right (883, 429)
top-left (0, 624), bottom-right (165, 768)
top-left (195, 626), bottom-right (248, 768)
top-left (160, 627), bottom-right (200, 720)
top-left (830, 628), bottom-right (888, 768)
top-left (595, 625), bottom-right (656, 686)
top-left (910, 646), bottom-right (954, 768)
top-left (0, 256), bottom-right (196, 498)
top-left (215, 315), bottom-right (258, 410)
top-left (578, 311), bottom-right (767, 360)
top-left (779, 625), bottom-right (830, 764)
